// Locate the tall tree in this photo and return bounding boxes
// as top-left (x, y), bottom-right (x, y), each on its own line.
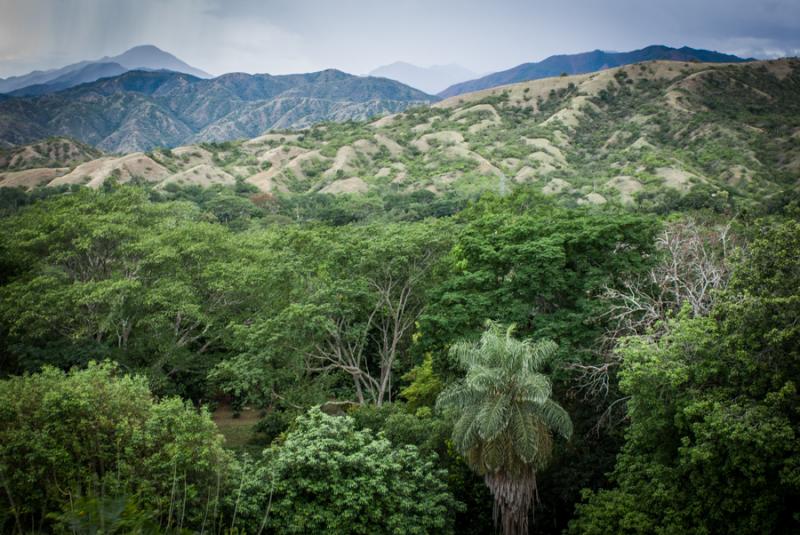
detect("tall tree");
top-left (0, 187), bottom-right (266, 397)
top-left (251, 221), bottom-right (452, 407)
top-left (437, 323), bottom-right (572, 535)
top-left (0, 361), bottom-right (234, 533)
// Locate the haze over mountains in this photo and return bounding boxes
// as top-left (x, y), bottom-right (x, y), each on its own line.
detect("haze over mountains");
top-left (0, 45), bottom-right (210, 96)
top-left (369, 62), bottom-right (478, 95)
top-left (438, 45), bottom-right (751, 97)
top-left (0, 43), bottom-right (775, 157)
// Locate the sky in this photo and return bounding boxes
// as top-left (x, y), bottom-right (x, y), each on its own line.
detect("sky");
top-left (1, 0), bottom-right (799, 79)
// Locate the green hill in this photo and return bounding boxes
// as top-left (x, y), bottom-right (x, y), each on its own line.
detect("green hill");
top-left (438, 44), bottom-right (750, 98)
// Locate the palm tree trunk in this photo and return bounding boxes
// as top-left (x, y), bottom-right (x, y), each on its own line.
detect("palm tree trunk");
top-left (484, 468), bottom-right (537, 535)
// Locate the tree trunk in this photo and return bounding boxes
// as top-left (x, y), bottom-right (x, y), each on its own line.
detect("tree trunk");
top-left (484, 468), bottom-right (538, 535)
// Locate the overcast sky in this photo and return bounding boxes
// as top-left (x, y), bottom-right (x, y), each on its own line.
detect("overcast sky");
top-left (1, 0), bottom-right (799, 78)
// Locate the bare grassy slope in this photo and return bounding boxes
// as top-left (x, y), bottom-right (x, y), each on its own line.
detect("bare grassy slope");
top-left (0, 137), bottom-right (102, 171)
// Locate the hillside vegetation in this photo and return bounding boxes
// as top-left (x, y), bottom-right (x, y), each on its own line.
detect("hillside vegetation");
top-left (0, 137), bottom-right (102, 171)
top-left (3, 58), bottom-right (797, 211)
top-left (0, 69), bottom-right (436, 152)
top-left (1, 55), bottom-right (799, 535)
top-left (438, 44), bottom-right (749, 97)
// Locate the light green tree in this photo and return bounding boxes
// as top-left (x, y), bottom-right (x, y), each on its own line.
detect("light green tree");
top-left (260, 407), bottom-right (459, 534)
top-left (0, 361), bottom-right (234, 533)
top-left (437, 323), bottom-right (572, 535)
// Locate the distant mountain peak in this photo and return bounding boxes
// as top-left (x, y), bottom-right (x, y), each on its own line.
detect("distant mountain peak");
top-left (123, 44), bottom-right (163, 53)
top-left (369, 62), bottom-right (477, 94)
top-left (0, 67), bottom-right (438, 152)
top-left (0, 45), bottom-right (210, 96)
top-left (106, 45), bottom-right (211, 78)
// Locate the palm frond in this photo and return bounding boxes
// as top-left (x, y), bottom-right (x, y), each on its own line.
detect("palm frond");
top-left (510, 406), bottom-right (538, 464)
top-left (526, 339), bottom-right (558, 372)
top-left (436, 323), bottom-right (572, 533)
top-left (535, 399), bottom-right (573, 440)
top-left (465, 365), bottom-right (506, 393)
top-left (516, 373), bottom-right (552, 404)
top-left (448, 339), bottom-right (480, 367)
top-left (452, 404), bottom-right (482, 453)
top-left (436, 382), bottom-right (479, 411)
top-left (477, 392), bottom-right (511, 442)
top-left (482, 437), bottom-right (507, 472)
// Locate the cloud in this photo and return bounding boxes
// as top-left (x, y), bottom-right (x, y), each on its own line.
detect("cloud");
top-left (0, 0), bottom-right (315, 77)
top-left (0, 0), bottom-right (798, 79)
top-left (131, 1), bottom-right (316, 75)
top-left (704, 36), bottom-right (800, 59)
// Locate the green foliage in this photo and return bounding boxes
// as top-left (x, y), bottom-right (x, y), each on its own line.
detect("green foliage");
top-left (2, 149), bottom-right (798, 534)
top-left (49, 494), bottom-right (163, 535)
top-left (212, 219), bottom-right (454, 409)
top-left (438, 323), bottom-right (572, 534)
top-left (0, 187), bottom-right (270, 397)
top-left (0, 362), bottom-right (233, 533)
top-left (438, 323), bottom-right (572, 472)
top-left (344, 402), bottom-right (494, 534)
top-left (204, 192), bottom-right (257, 228)
top-left (569, 218), bottom-right (800, 534)
top-left (419, 194), bottom-right (659, 374)
top-left (400, 354), bottom-right (445, 411)
top-left (259, 407), bottom-right (460, 534)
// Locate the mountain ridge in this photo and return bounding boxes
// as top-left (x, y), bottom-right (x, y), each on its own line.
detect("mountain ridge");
top-left (438, 44), bottom-right (752, 97)
top-left (0, 45), bottom-right (210, 96)
top-left (0, 69), bottom-right (438, 152)
top-left (2, 58), bottom-right (797, 213)
top-left (7, 62), bottom-right (130, 97)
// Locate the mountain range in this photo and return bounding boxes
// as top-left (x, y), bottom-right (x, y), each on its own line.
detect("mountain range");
top-left (438, 45), bottom-right (751, 97)
top-left (0, 69), bottom-right (436, 152)
top-left (3, 57), bottom-right (797, 211)
top-left (0, 45), bottom-right (210, 96)
top-left (0, 44), bottom-right (772, 157)
top-left (369, 62), bottom-right (478, 95)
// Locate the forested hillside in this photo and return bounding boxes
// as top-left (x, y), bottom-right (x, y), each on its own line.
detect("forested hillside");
top-left (0, 69), bottom-right (436, 152)
top-left (0, 56), bottom-right (799, 535)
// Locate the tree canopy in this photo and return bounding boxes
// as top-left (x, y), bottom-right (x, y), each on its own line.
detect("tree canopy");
top-left (569, 219), bottom-right (800, 534)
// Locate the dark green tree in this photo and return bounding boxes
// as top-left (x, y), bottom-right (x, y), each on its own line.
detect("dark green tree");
top-left (569, 219), bottom-right (800, 534)
top-left (0, 361), bottom-right (234, 533)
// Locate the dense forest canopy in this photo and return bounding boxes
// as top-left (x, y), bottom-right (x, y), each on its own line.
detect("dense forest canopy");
top-left (1, 177), bottom-right (798, 534)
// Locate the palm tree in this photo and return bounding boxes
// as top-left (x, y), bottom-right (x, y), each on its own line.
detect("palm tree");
top-left (436, 322), bottom-right (572, 535)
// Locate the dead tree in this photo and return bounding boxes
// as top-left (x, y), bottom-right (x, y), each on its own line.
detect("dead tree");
top-left (570, 218), bottom-right (738, 405)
